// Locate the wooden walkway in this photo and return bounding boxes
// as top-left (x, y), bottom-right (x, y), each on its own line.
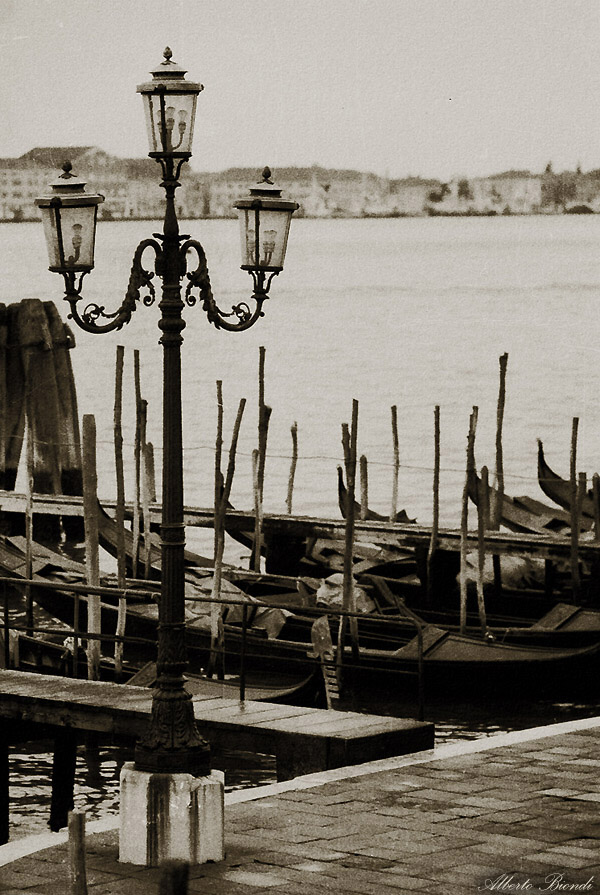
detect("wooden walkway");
top-left (0, 670), bottom-right (432, 822)
top-left (0, 489), bottom-right (598, 562)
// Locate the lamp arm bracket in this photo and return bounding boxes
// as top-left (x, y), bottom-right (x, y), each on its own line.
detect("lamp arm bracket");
top-left (182, 239), bottom-right (272, 333)
top-left (63, 238), bottom-right (161, 335)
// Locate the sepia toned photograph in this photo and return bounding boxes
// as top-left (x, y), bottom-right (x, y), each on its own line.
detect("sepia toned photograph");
top-left (0, 1), bottom-right (599, 891)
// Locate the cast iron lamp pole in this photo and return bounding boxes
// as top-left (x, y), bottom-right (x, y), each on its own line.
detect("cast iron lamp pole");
top-left (35, 49), bottom-right (298, 776)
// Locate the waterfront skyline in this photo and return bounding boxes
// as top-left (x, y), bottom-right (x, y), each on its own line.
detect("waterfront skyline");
top-left (1, 0), bottom-right (599, 181)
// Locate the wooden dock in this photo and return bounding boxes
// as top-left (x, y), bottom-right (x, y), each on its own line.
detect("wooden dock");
top-left (0, 490), bottom-right (598, 562)
top-left (0, 669), bottom-right (433, 840)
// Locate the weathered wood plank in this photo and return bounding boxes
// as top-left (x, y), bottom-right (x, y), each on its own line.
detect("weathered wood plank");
top-left (0, 670), bottom-right (433, 781)
top-left (1, 491), bottom-right (598, 562)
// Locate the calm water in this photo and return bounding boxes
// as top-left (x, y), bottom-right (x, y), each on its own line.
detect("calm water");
top-left (2, 215), bottom-right (599, 524)
top-left (3, 215), bottom-right (600, 839)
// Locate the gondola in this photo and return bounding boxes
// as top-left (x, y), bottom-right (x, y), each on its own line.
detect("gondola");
top-left (363, 575), bottom-right (600, 649)
top-left (467, 466), bottom-right (589, 535)
top-left (0, 626), bottom-right (323, 705)
top-left (538, 439), bottom-right (596, 519)
top-left (97, 500), bottom-right (215, 577)
top-left (6, 534), bottom-right (600, 697)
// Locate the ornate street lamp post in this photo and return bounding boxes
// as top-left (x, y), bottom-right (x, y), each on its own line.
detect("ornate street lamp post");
top-left (36, 49), bottom-right (298, 777)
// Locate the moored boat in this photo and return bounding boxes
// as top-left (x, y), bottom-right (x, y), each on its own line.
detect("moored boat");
top-left (537, 439), bottom-right (596, 519)
top-left (5, 534), bottom-right (600, 698)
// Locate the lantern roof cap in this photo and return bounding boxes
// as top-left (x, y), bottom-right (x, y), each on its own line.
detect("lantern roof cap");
top-left (49, 161), bottom-right (89, 193)
top-left (137, 47), bottom-right (203, 94)
top-left (235, 167), bottom-right (299, 211)
top-left (35, 161), bottom-right (104, 208)
top-left (249, 167), bottom-right (283, 197)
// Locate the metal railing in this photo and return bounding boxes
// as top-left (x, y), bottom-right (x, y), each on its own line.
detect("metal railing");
top-left (0, 572), bottom-right (426, 720)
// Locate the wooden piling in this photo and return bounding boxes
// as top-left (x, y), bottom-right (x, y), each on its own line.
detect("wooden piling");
top-left (593, 473), bottom-right (600, 540)
top-left (252, 346), bottom-right (271, 572)
top-left (359, 454), bottom-right (368, 521)
top-left (113, 346), bottom-right (127, 677)
top-left (570, 417), bottom-right (580, 599)
top-left (18, 301), bottom-right (62, 542)
top-left (44, 302), bottom-right (83, 542)
top-left (209, 380), bottom-right (225, 678)
top-left (0, 720), bottom-right (8, 845)
top-left (390, 405), bottom-right (399, 521)
top-left (476, 466), bottom-right (489, 634)
top-left (139, 400), bottom-right (153, 579)
top-left (82, 415), bottom-right (100, 681)
top-left (209, 385), bottom-right (246, 677)
top-left (339, 400), bottom-right (360, 663)
top-left (492, 353), bottom-right (508, 597)
top-left (132, 350), bottom-right (142, 579)
top-left (68, 810), bottom-right (88, 895)
top-left (426, 405), bottom-right (440, 603)
top-left (286, 422), bottom-right (298, 515)
top-left (460, 408), bottom-right (478, 634)
top-left (1, 304), bottom-right (25, 523)
top-left (24, 396), bottom-right (34, 636)
top-left (49, 728), bottom-right (77, 832)
top-left (145, 442), bottom-right (157, 503)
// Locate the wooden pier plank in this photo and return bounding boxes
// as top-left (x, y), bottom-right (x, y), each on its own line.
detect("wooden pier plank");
top-left (0, 670), bottom-right (433, 782)
top-left (1, 489), bottom-right (598, 561)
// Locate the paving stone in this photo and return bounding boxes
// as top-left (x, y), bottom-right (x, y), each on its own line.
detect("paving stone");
top-left (220, 868), bottom-right (289, 887)
top-left (186, 876), bottom-right (259, 894)
top-left (522, 850), bottom-right (598, 870)
top-left (548, 844), bottom-right (600, 859)
top-left (539, 788), bottom-right (584, 797)
top-left (0, 869), bottom-right (54, 890)
top-left (457, 795), bottom-right (526, 810)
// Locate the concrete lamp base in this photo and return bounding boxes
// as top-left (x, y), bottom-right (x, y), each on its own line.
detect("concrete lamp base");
top-left (119, 763), bottom-right (225, 866)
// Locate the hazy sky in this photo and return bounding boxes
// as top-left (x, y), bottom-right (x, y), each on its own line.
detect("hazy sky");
top-left (2, 0), bottom-right (599, 179)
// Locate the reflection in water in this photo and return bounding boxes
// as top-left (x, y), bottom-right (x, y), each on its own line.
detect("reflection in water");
top-left (9, 740), bottom-right (277, 840)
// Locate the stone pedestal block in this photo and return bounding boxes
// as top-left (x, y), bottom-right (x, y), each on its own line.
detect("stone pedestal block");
top-left (119, 763), bottom-right (224, 866)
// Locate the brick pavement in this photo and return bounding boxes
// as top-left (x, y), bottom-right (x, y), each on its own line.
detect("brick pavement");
top-left (2, 718), bottom-right (600, 894)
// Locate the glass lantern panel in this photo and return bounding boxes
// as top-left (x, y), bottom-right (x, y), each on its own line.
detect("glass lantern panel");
top-left (40, 206), bottom-right (63, 269)
top-left (238, 208), bottom-right (293, 270)
top-left (237, 209), bottom-right (253, 266)
top-left (143, 92), bottom-right (197, 154)
top-left (259, 208), bottom-right (292, 268)
top-left (42, 205), bottom-right (97, 270)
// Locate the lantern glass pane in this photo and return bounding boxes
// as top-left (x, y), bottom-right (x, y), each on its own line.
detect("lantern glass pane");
top-left (142, 94), bottom-right (160, 154)
top-left (40, 206), bottom-right (62, 269)
top-left (259, 208), bottom-right (292, 269)
top-left (49, 205), bottom-right (97, 270)
top-left (238, 207), bottom-right (293, 269)
top-left (143, 92), bottom-right (197, 154)
top-left (237, 209), bottom-right (253, 266)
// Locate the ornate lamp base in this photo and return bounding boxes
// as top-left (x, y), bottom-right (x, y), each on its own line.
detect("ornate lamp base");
top-left (134, 686), bottom-right (212, 776)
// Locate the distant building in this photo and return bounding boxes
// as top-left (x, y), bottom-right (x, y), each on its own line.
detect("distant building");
top-left (424, 171), bottom-right (543, 216)
top-left (389, 178), bottom-right (442, 215)
top-left (0, 147), bottom-right (598, 221)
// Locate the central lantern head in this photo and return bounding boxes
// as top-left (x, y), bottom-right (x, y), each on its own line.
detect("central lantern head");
top-left (234, 168), bottom-right (299, 273)
top-left (137, 47), bottom-right (203, 158)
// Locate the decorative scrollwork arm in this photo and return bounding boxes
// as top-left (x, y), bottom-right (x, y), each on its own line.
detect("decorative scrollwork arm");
top-left (62, 238), bottom-right (162, 334)
top-left (182, 239), bottom-right (275, 332)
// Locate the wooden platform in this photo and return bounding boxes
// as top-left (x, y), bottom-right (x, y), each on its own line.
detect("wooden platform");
top-left (1, 489), bottom-right (598, 562)
top-left (0, 670), bottom-right (433, 782)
